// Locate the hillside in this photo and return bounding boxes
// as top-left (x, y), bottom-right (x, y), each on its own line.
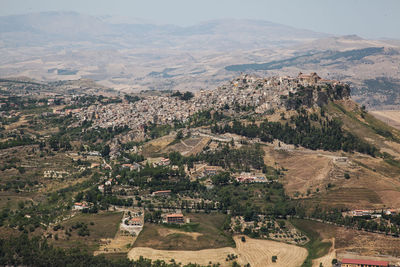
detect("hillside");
top-left (1, 74), bottom-right (400, 265)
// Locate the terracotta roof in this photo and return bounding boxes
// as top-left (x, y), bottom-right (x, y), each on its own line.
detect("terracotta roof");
top-left (342, 258), bottom-right (389, 266)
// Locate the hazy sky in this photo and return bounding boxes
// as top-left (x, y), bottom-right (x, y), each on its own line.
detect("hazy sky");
top-left (1, 0), bottom-right (399, 39)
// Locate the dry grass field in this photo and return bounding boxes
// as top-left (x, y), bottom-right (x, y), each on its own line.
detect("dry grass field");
top-left (233, 236), bottom-right (308, 267)
top-left (265, 149), bottom-right (334, 197)
top-left (143, 134), bottom-right (210, 157)
top-left (312, 241), bottom-right (336, 267)
top-left (94, 233), bottom-right (135, 256)
top-left (263, 143), bottom-right (400, 210)
top-left (141, 135), bottom-right (175, 157)
top-left (133, 213), bottom-right (234, 250)
top-left (292, 219), bottom-right (400, 265)
top-left (128, 246), bottom-right (236, 266)
top-left (0, 192), bottom-right (36, 209)
top-left (306, 188), bottom-right (383, 210)
top-left (370, 110), bottom-right (400, 130)
top-left (128, 236), bottom-right (308, 267)
top-left (51, 212), bottom-right (123, 252)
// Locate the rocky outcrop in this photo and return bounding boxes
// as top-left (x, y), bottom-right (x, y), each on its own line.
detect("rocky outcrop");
top-left (284, 82), bottom-right (351, 110)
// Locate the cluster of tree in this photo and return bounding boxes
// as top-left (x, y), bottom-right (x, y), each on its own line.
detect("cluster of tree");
top-left (171, 91), bottom-right (194, 101)
top-left (1, 174), bottom-right (108, 232)
top-left (75, 188), bottom-right (134, 211)
top-left (70, 221), bottom-right (90, 236)
top-left (119, 152), bottom-right (145, 163)
top-left (81, 126), bottom-right (130, 144)
top-left (0, 136), bottom-right (36, 150)
top-left (116, 165), bottom-right (205, 194)
top-left (48, 135), bottom-right (72, 151)
top-left (198, 181), bottom-right (293, 217)
top-left (169, 149), bottom-right (280, 179)
top-left (0, 197), bottom-right (67, 233)
top-left (187, 109), bottom-right (227, 128)
top-left (0, 179), bottom-right (39, 192)
top-left (0, 96), bottom-right (49, 111)
top-left (212, 114), bottom-right (378, 156)
top-left (62, 95), bottom-right (101, 110)
top-left (144, 210), bottom-right (162, 223)
top-left (197, 144), bottom-right (266, 171)
top-left (41, 113), bottom-right (75, 128)
top-left (144, 123), bottom-right (173, 139)
top-left (0, 234), bottom-right (211, 266)
top-left (124, 95), bottom-right (141, 103)
top-left (0, 114), bottom-right (20, 125)
top-left (298, 205), bottom-right (400, 236)
top-left (211, 172), bottom-right (232, 186)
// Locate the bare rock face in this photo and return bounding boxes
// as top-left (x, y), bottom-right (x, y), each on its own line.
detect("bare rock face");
top-left (212, 73), bottom-right (350, 112)
top-left (284, 83), bottom-right (351, 110)
top-left (315, 91), bottom-right (329, 107)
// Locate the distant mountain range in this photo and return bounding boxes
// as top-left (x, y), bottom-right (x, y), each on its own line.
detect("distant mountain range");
top-left (0, 11), bottom-right (327, 50)
top-left (0, 12), bottom-right (399, 109)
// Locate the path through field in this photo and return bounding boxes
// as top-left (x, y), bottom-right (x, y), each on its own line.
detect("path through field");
top-left (128, 236), bottom-right (308, 267)
top-left (312, 238), bottom-right (336, 267)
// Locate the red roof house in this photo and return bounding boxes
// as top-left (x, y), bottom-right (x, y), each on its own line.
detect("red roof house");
top-left (341, 258), bottom-right (389, 267)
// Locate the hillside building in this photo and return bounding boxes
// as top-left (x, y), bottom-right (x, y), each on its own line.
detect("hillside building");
top-left (73, 202), bottom-right (89, 210)
top-left (165, 213), bottom-right (184, 224)
top-left (298, 72), bottom-right (321, 85)
top-left (341, 258), bottom-right (389, 267)
top-left (125, 217), bottom-right (142, 226)
top-left (203, 166), bottom-right (220, 176)
top-left (352, 210), bottom-right (372, 217)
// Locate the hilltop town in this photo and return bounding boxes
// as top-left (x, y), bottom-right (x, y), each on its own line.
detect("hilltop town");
top-left (72, 72), bottom-right (348, 134)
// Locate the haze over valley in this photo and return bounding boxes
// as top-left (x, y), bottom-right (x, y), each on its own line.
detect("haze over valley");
top-left (1, 11), bottom-right (400, 109)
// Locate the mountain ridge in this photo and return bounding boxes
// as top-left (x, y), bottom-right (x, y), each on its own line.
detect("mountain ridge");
top-left (0, 11), bottom-right (329, 49)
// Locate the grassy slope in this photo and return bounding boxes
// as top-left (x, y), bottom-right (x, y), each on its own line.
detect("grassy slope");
top-left (328, 101), bottom-right (400, 148)
top-left (134, 213), bottom-right (234, 250)
top-left (53, 212), bottom-right (123, 252)
top-left (291, 219), bottom-right (332, 267)
top-left (303, 188), bottom-right (382, 210)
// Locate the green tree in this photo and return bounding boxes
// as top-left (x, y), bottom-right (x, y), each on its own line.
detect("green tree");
top-left (176, 130), bottom-right (183, 140)
top-left (101, 145), bottom-right (110, 157)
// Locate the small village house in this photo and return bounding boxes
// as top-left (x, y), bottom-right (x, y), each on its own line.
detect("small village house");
top-left (98, 184), bottom-right (104, 193)
top-left (352, 210), bottom-right (372, 217)
top-left (384, 209), bottom-right (398, 216)
top-left (203, 166), bottom-right (219, 176)
top-left (166, 214), bottom-right (184, 224)
top-left (73, 202), bottom-right (89, 210)
top-left (125, 217), bottom-right (142, 226)
top-left (159, 158), bottom-right (170, 166)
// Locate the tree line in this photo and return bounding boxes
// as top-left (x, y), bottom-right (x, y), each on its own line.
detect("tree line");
top-left (0, 234), bottom-right (214, 266)
top-left (211, 113), bottom-right (378, 156)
